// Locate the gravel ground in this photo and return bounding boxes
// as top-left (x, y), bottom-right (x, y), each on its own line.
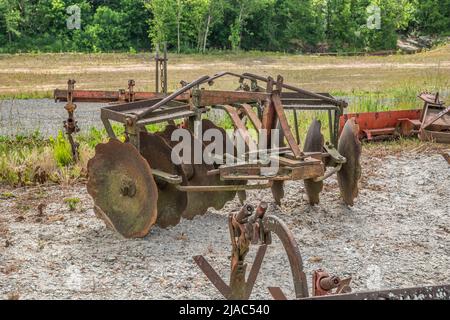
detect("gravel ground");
top-left (0, 99), bottom-right (107, 137)
top-left (0, 150), bottom-right (449, 300)
top-left (1, 95), bottom-right (420, 137)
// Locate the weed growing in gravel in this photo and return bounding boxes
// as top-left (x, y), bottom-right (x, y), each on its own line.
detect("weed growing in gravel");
top-left (64, 197), bottom-right (80, 211)
top-left (0, 192), bottom-right (15, 199)
top-left (50, 131), bottom-right (73, 168)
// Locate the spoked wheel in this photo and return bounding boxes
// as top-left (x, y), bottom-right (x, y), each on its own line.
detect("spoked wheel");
top-left (337, 118), bottom-right (362, 206)
top-left (87, 139), bottom-right (158, 238)
top-left (139, 132), bottom-right (187, 228)
top-left (303, 119), bottom-right (324, 205)
top-left (194, 209), bottom-right (309, 300)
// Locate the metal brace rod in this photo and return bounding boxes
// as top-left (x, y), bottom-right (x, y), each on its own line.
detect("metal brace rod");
top-left (137, 75), bottom-right (210, 120)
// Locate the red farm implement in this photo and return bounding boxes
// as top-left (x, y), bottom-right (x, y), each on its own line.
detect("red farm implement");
top-left (339, 93), bottom-right (450, 143)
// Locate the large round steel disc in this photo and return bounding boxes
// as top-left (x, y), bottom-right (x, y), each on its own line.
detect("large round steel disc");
top-left (201, 119), bottom-right (242, 210)
top-left (337, 119), bottom-right (362, 206)
top-left (271, 181), bottom-right (285, 206)
top-left (160, 123), bottom-right (239, 218)
top-left (157, 125), bottom-right (194, 180)
top-left (140, 131), bottom-right (187, 228)
top-left (157, 125), bottom-right (213, 218)
top-left (303, 119), bottom-right (324, 205)
top-left (87, 139), bottom-right (158, 238)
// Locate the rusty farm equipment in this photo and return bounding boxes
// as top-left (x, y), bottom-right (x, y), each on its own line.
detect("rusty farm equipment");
top-left (54, 72), bottom-right (362, 239)
top-left (339, 92), bottom-right (450, 143)
top-left (194, 202), bottom-right (450, 300)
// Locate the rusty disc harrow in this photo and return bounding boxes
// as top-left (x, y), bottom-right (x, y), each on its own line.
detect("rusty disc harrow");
top-left (87, 139), bottom-right (158, 238)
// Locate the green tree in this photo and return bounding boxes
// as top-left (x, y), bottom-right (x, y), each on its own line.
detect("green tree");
top-left (146, 0), bottom-right (177, 49)
top-left (0, 0), bottom-right (22, 43)
top-left (227, 0), bottom-right (274, 51)
top-left (83, 6), bottom-right (127, 52)
top-left (414, 0), bottom-right (450, 35)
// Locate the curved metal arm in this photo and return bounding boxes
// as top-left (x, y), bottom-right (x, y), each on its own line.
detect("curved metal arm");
top-left (262, 215), bottom-right (309, 298)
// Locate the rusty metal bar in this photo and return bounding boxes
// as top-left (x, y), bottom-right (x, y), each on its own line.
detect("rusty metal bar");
top-left (272, 92), bottom-right (302, 158)
top-left (137, 75), bottom-right (209, 120)
top-left (243, 73), bottom-right (347, 108)
top-left (220, 105), bottom-right (258, 150)
top-left (54, 89), bottom-right (181, 103)
top-left (193, 255), bottom-right (232, 298)
top-left (268, 287), bottom-right (288, 300)
top-left (199, 91), bottom-right (268, 106)
top-left (293, 110), bottom-right (300, 145)
top-left (244, 245), bottom-right (268, 299)
top-left (240, 103), bottom-right (262, 130)
top-left (176, 182), bottom-right (272, 192)
top-left (300, 284), bottom-right (450, 300)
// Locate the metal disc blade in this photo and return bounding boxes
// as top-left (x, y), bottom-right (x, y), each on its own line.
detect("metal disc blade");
top-left (200, 119), bottom-right (243, 210)
top-left (140, 131), bottom-right (187, 228)
top-left (337, 119), bottom-right (362, 206)
top-left (159, 122), bottom-right (243, 217)
top-left (271, 181), bottom-right (284, 206)
top-left (87, 139), bottom-right (158, 238)
top-left (158, 124), bottom-right (194, 180)
top-left (303, 119), bottom-right (324, 205)
top-left (157, 125), bottom-right (214, 219)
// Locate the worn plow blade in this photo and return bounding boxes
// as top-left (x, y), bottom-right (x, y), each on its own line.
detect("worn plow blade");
top-left (201, 119), bottom-right (244, 210)
top-left (337, 119), bottom-right (362, 206)
top-left (156, 125), bottom-right (212, 219)
top-left (303, 119), bottom-right (325, 205)
top-left (299, 284), bottom-right (450, 300)
top-left (140, 131), bottom-right (187, 228)
top-left (87, 139), bottom-right (158, 238)
top-left (158, 123), bottom-right (238, 219)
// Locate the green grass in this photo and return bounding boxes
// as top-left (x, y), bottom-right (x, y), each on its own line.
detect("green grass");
top-left (0, 91), bottom-right (53, 100)
top-left (64, 197), bottom-right (80, 211)
top-left (50, 131), bottom-right (73, 168)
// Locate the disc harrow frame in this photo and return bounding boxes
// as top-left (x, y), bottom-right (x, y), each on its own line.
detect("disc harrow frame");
top-left (55, 70), bottom-right (362, 237)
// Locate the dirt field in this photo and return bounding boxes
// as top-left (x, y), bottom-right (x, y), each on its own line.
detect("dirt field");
top-left (0, 45), bottom-right (449, 97)
top-left (1, 146), bottom-right (449, 300)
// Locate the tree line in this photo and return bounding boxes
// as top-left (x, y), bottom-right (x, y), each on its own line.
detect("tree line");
top-left (0, 0), bottom-right (448, 54)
